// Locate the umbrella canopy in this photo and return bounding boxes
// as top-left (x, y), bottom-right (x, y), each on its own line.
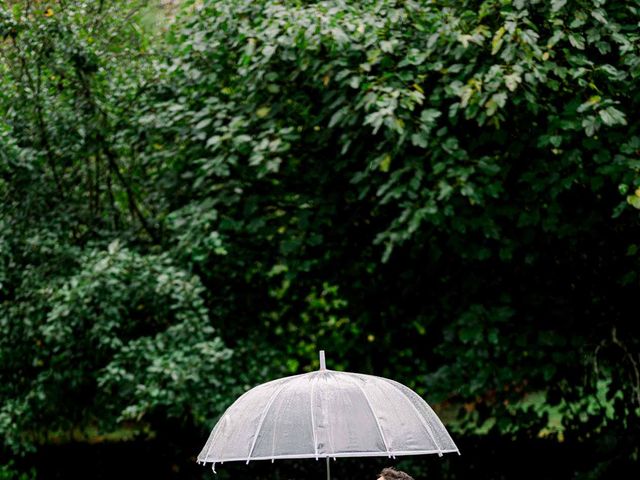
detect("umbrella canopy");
top-left (198, 351), bottom-right (459, 470)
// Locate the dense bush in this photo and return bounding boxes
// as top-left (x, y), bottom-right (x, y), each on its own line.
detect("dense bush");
top-left (0, 0), bottom-right (249, 453)
top-left (1, 0), bottom-right (639, 476)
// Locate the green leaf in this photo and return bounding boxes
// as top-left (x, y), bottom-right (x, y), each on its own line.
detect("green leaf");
top-left (256, 106), bottom-right (271, 118)
top-left (577, 96), bottom-right (601, 113)
top-left (195, 118), bottom-right (212, 130)
top-left (411, 132), bottom-right (429, 148)
top-left (551, 0), bottom-right (567, 12)
top-left (591, 9), bottom-right (607, 24)
top-left (486, 92), bottom-right (507, 116)
top-left (504, 72), bottom-right (521, 92)
top-left (329, 108), bottom-right (347, 128)
top-left (599, 106), bottom-right (627, 126)
top-left (491, 27), bottom-right (506, 55)
top-left (379, 154), bottom-right (392, 172)
top-left (581, 116), bottom-right (598, 136)
top-left (627, 195), bottom-right (640, 210)
top-left (568, 33), bottom-right (585, 50)
top-left (420, 109), bottom-right (442, 124)
top-left (380, 40), bottom-right (393, 53)
top-left (549, 135), bottom-right (562, 147)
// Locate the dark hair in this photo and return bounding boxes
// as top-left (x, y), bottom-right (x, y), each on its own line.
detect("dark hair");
top-left (379, 467), bottom-right (415, 480)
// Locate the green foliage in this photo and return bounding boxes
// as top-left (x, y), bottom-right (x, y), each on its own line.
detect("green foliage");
top-left (1, 0), bottom-right (640, 475)
top-left (0, 0), bottom-right (238, 453)
top-left (0, 461), bottom-right (35, 480)
top-left (0, 238), bottom-right (234, 451)
top-left (149, 0), bottom-right (640, 443)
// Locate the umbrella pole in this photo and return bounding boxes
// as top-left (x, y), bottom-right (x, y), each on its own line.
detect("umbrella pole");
top-left (326, 457), bottom-right (331, 480)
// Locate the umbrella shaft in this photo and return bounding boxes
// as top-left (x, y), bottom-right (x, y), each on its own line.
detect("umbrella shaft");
top-left (326, 457), bottom-right (331, 480)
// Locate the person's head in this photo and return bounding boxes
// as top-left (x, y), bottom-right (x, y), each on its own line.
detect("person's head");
top-left (377, 467), bottom-right (415, 480)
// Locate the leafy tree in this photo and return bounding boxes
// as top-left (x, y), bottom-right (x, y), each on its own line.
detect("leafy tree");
top-left (145, 0), bottom-right (640, 449)
top-left (0, 0), bottom-right (239, 453)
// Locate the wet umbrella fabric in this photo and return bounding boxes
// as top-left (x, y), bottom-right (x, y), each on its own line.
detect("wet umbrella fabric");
top-left (197, 352), bottom-right (459, 474)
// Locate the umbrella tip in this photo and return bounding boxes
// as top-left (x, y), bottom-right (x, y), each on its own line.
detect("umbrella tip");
top-left (319, 350), bottom-right (326, 370)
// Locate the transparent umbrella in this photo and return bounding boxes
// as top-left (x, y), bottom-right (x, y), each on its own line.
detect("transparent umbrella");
top-left (197, 351), bottom-right (459, 477)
